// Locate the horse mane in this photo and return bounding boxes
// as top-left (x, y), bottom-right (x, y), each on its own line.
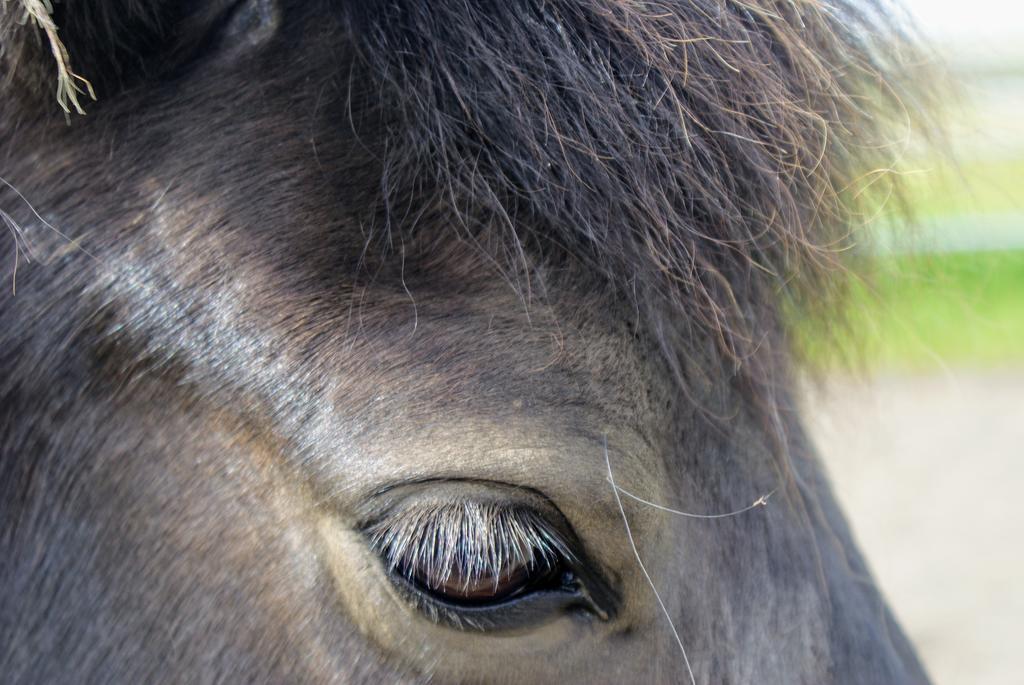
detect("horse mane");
top-left (342, 0), bottom-right (938, 411)
top-left (2, 0), bottom-right (939, 420)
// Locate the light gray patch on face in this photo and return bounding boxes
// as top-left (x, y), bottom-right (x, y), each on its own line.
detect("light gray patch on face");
top-left (220, 0), bottom-right (281, 52)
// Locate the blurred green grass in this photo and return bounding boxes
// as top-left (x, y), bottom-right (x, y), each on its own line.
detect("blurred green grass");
top-left (837, 250), bottom-right (1024, 370)
top-left (809, 55), bottom-right (1024, 373)
top-left (805, 141), bottom-right (1024, 371)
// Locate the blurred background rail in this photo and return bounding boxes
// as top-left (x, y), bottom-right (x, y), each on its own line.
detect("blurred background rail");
top-left (806, 2), bottom-right (1023, 682)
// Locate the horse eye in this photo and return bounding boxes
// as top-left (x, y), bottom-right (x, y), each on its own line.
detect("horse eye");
top-left (363, 499), bottom-right (608, 629)
top-left (403, 555), bottom-right (560, 606)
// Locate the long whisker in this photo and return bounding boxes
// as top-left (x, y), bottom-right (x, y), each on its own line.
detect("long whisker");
top-left (604, 436), bottom-right (696, 685)
top-left (0, 175), bottom-right (102, 264)
top-left (613, 486), bottom-right (776, 519)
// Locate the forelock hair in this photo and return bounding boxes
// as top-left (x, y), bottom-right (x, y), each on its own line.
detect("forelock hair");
top-left (342, 0), bottom-right (938, 419)
top-left (2, 0), bottom-right (940, 427)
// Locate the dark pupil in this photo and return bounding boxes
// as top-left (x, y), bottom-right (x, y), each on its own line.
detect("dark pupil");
top-left (415, 563), bottom-right (535, 604)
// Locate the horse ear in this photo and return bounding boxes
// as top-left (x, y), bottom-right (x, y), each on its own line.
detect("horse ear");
top-left (1, 0), bottom-right (94, 115)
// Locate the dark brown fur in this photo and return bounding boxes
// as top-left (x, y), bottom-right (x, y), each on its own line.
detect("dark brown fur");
top-left (1, 1), bottom-right (936, 682)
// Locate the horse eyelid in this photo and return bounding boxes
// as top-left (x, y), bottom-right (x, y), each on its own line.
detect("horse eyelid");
top-left (364, 501), bottom-right (575, 598)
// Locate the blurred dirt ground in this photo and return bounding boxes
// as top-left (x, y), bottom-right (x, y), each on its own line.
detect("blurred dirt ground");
top-left (806, 370), bottom-right (1024, 685)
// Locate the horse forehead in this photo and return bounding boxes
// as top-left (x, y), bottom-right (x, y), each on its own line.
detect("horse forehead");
top-left (89, 180), bottom-right (662, 478)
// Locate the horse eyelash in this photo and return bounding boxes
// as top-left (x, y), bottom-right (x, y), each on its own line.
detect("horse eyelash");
top-left (365, 501), bottom-right (574, 594)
